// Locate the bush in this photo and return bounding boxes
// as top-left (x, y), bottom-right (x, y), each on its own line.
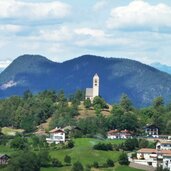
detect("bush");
top-left (106, 159), bottom-right (114, 167)
top-left (51, 158), bottom-right (63, 167)
top-left (64, 155), bottom-right (71, 165)
top-left (67, 140), bottom-right (74, 148)
top-left (123, 138), bottom-right (138, 151)
top-left (71, 161), bottom-right (84, 171)
top-left (139, 139), bottom-right (149, 148)
top-left (93, 143), bottom-right (113, 151)
top-left (92, 161), bottom-right (99, 168)
top-left (118, 153), bottom-right (130, 165)
top-left (131, 152), bottom-right (137, 159)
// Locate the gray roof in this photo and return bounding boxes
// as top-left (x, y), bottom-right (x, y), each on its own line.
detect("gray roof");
top-left (85, 88), bottom-right (93, 97)
top-left (0, 154), bottom-right (10, 158)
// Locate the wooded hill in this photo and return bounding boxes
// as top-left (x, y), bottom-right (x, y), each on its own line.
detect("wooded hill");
top-left (1, 54), bottom-right (171, 107)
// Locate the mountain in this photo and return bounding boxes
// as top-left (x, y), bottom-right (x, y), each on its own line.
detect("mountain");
top-left (0, 54), bottom-right (171, 107)
top-left (151, 63), bottom-right (171, 75)
top-left (0, 68), bottom-right (4, 73)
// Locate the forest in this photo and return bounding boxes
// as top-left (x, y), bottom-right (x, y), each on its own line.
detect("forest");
top-left (0, 89), bottom-right (170, 135)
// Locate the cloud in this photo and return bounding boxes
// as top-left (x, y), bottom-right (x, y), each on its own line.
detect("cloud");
top-left (74, 28), bottom-right (105, 37)
top-left (93, 0), bottom-right (109, 11)
top-left (0, 0), bottom-right (71, 21)
top-left (0, 24), bottom-right (22, 33)
top-left (0, 60), bottom-right (11, 68)
top-left (28, 26), bottom-right (73, 42)
top-left (74, 28), bottom-right (132, 48)
top-left (107, 0), bottom-right (171, 32)
top-left (0, 80), bottom-right (17, 90)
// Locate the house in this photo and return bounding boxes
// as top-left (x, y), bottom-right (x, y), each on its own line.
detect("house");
top-left (0, 154), bottom-right (10, 165)
top-left (46, 127), bottom-right (65, 144)
top-left (144, 124), bottom-right (159, 137)
top-left (136, 148), bottom-right (171, 168)
top-left (163, 154), bottom-right (171, 171)
top-left (85, 73), bottom-right (99, 101)
top-left (156, 140), bottom-right (171, 150)
top-left (107, 129), bottom-right (132, 139)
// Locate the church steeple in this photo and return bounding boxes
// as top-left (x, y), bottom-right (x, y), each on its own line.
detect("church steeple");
top-left (93, 73), bottom-right (99, 98)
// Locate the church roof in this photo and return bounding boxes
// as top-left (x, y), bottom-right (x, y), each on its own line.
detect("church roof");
top-left (85, 88), bottom-right (93, 97)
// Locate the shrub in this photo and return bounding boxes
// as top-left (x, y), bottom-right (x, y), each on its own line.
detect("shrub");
top-left (67, 140), bottom-right (74, 148)
top-left (93, 143), bottom-right (113, 151)
top-left (118, 153), bottom-right (130, 165)
top-left (106, 159), bottom-right (114, 167)
top-left (71, 161), bottom-right (84, 171)
top-left (51, 158), bottom-right (63, 167)
top-left (92, 161), bottom-right (99, 168)
top-left (64, 155), bottom-right (71, 165)
top-left (138, 139), bottom-right (149, 148)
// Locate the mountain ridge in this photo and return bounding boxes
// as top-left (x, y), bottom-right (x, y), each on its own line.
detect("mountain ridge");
top-left (0, 54), bottom-right (171, 107)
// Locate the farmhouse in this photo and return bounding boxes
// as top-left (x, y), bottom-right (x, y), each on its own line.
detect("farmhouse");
top-left (156, 140), bottom-right (171, 150)
top-left (107, 129), bottom-right (133, 139)
top-left (0, 154), bottom-right (10, 165)
top-left (85, 73), bottom-right (99, 101)
top-left (144, 124), bottom-right (159, 138)
top-left (134, 141), bottom-right (171, 170)
top-left (46, 127), bottom-right (65, 144)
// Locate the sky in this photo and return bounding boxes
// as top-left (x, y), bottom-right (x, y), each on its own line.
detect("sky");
top-left (0, 0), bottom-right (171, 69)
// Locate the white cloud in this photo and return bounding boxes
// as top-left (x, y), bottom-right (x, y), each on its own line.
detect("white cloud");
top-left (107, 0), bottom-right (171, 32)
top-left (28, 26), bottom-right (72, 42)
top-left (93, 0), bottom-right (109, 11)
top-left (74, 28), bottom-right (132, 47)
top-left (0, 0), bottom-right (71, 21)
top-left (74, 28), bottom-right (105, 37)
top-left (0, 60), bottom-right (11, 68)
top-left (0, 24), bottom-right (21, 33)
top-left (0, 80), bottom-right (17, 90)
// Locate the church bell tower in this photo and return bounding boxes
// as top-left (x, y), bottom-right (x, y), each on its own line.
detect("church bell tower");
top-left (93, 73), bottom-right (99, 98)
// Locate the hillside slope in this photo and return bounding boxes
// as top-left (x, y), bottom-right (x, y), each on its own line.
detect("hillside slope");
top-left (0, 54), bottom-right (171, 107)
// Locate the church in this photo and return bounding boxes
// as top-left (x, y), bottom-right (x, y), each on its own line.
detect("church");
top-left (85, 73), bottom-right (99, 101)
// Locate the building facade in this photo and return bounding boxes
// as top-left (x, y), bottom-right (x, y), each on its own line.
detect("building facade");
top-left (85, 73), bottom-right (99, 101)
top-left (46, 127), bottom-right (65, 144)
top-left (107, 129), bottom-right (133, 139)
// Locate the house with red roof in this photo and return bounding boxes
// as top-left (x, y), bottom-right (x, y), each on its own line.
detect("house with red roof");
top-left (107, 129), bottom-right (133, 139)
top-left (46, 127), bottom-right (65, 144)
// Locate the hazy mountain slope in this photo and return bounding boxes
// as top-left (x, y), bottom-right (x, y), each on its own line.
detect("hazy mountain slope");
top-left (151, 62), bottom-right (171, 75)
top-left (0, 54), bottom-right (171, 107)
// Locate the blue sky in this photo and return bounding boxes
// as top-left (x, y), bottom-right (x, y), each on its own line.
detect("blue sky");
top-left (0, 0), bottom-right (171, 68)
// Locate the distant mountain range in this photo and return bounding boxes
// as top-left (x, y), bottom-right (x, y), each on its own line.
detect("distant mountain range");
top-left (0, 54), bottom-right (171, 107)
top-left (151, 63), bottom-right (171, 75)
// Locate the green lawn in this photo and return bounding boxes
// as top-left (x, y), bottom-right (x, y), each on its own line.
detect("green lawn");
top-left (0, 138), bottom-right (144, 171)
top-left (49, 138), bottom-right (123, 166)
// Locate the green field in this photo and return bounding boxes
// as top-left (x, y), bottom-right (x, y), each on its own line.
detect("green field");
top-left (42, 138), bottom-right (143, 171)
top-left (0, 138), bottom-right (144, 171)
top-left (49, 138), bottom-right (123, 166)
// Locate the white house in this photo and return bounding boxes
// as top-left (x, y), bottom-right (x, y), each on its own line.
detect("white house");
top-left (163, 154), bottom-right (171, 171)
top-left (144, 124), bottom-right (159, 138)
top-left (135, 147), bottom-right (171, 169)
top-left (156, 140), bottom-right (171, 150)
top-left (107, 129), bottom-right (133, 139)
top-left (85, 73), bottom-right (99, 101)
top-left (46, 127), bottom-right (65, 144)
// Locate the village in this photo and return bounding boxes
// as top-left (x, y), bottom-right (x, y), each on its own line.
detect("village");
top-left (0, 74), bottom-right (171, 171)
